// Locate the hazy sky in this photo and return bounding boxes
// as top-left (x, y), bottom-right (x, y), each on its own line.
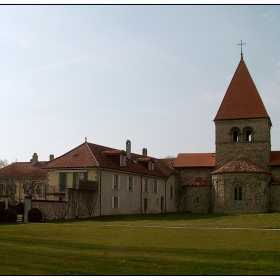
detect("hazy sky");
top-left (1, 5), bottom-right (280, 163)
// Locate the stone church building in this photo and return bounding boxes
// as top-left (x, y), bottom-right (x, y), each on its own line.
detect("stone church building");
top-left (174, 55), bottom-right (280, 214)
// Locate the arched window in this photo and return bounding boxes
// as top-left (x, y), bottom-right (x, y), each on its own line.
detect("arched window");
top-left (230, 127), bottom-right (241, 142)
top-left (245, 130), bottom-right (252, 141)
top-left (233, 131), bottom-right (239, 142)
top-left (242, 127), bottom-right (254, 142)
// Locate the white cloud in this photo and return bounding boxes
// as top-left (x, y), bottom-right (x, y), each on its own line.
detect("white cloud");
top-left (260, 10), bottom-right (278, 21)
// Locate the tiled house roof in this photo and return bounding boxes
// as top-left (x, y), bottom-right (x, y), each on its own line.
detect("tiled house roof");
top-left (44, 142), bottom-right (175, 178)
top-left (269, 151), bottom-right (280, 166)
top-left (214, 58), bottom-right (269, 121)
top-left (182, 177), bottom-right (211, 186)
top-left (0, 161), bottom-right (47, 179)
top-left (173, 153), bottom-right (215, 168)
top-left (212, 156), bottom-right (270, 174)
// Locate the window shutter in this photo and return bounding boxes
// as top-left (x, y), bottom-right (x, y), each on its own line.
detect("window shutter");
top-left (118, 176), bottom-right (120, 190)
top-left (112, 175), bottom-right (114, 189)
top-left (112, 197), bottom-right (114, 208)
top-left (84, 172), bottom-right (88, 180)
top-left (127, 177), bottom-right (129, 191)
top-left (132, 178), bottom-right (135, 191)
top-left (118, 197), bottom-right (120, 209)
top-left (73, 173), bottom-right (77, 189)
top-left (59, 173), bottom-right (67, 191)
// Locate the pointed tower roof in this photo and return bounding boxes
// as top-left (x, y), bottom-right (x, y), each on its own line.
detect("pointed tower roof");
top-left (214, 58), bottom-right (269, 121)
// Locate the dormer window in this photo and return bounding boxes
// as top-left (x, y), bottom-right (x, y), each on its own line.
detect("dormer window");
top-left (136, 157), bottom-right (155, 170)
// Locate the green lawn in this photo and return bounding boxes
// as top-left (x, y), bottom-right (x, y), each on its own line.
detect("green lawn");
top-left (1, 213), bottom-right (280, 275)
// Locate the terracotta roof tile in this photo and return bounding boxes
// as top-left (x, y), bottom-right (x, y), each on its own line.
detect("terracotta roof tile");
top-left (44, 142), bottom-right (175, 178)
top-left (214, 59), bottom-right (269, 121)
top-left (269, 151), bottom-right (280, 166)
top-left (212, 156), bottom-right (270, 174)
top-left (0, 161), bottom-right (47, 179)
top-left (173, 153), bottom-right (215, 168)
top-left (182, 177), bottom-right (211, 186)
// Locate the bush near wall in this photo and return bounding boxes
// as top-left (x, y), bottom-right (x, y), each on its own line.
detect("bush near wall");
top-left (0, 200), bottom-right (6, 222)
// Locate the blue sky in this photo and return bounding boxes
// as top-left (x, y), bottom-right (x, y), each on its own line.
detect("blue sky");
top-left (1, 5), bottom-right (280, 163)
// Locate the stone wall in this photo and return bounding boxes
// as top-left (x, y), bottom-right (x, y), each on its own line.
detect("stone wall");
top-left (212, 172), bottom-right (270, 214)
top-left (179, 167), bottom-right (214, 184)
top-left (269, 184), bottom-right (280, 212)
top-left (215, 118), bottom-right (271, 169)
top-left (180, 185), bottom-right (212, 213)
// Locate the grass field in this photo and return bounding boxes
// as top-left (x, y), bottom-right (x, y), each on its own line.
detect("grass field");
top-left (1, 213), bottom-right (280, 275)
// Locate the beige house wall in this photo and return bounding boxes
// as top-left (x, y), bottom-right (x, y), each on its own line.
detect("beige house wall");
top-left (46, 168), bottom-right (177, 216)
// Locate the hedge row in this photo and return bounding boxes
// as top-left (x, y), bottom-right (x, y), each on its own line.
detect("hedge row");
top-left (0, 200), bottom-right (43, 223)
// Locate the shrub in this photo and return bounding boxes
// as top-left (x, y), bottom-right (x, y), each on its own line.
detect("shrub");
top-left (28, 208), bottom-right (43, 223)
top-left (0, 200), bottom-right (6, 222)
top-left (3, 208), bottom-right (18, 223)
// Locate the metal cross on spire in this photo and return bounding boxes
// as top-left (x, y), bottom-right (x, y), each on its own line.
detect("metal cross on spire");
top-left (237, 40), bottom-right (246, 59)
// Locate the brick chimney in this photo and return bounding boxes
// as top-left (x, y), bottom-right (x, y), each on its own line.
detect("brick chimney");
top-left (126, 140), bottom-right (131, 159)
top-left (49, 154), bottom-right (54, 161)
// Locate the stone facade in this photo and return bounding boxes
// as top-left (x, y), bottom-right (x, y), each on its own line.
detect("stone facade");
top-left (180, 185), bottom-right (212, 213)
top-left (215, 118), bottom-right (271, 170)
top-left (212, 172), bottom-right (270, 214)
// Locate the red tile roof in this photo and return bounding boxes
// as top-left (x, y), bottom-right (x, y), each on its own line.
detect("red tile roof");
top-left (212, 156), bottom-right (270, 174)
top-left (173, 153), bottom-right (215, 168)
top-left (269, 179), bottom-right (280, 185)
top-left (0, 161), bottom-right (47, 179)
top-left (269, 151), bottom-right (280, 166)
top-left (182, 177), bottom-right (211, 186)
top-left (44, 142), bottom-right (175, 178)
top-left (214, 59), bottom-right (269, 121)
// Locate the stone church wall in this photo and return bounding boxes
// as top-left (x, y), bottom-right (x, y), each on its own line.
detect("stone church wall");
top-left (179, 167), bottom-right (214, 184)
top-left (215, 118), bottom-right (271, 169)
top-left (212, 172), bottom-right (270, 214)
top-left (180, 185), bottom-right (212, 213)
top-left (269, 184), bottom-right (280, 212)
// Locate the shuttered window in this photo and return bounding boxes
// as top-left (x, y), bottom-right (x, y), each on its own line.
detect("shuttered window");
top-left (59, 173), bottom-right (67, 191)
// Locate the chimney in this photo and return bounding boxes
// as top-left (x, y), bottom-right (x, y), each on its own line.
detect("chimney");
top-left (49, 154), bottom-right (54, 161)
top-left (126, 140), bottom-right (131, 159)
top-left (32, 153), bottom-right (38, 166)
top-left (142, 148), bottom-right (147, 157)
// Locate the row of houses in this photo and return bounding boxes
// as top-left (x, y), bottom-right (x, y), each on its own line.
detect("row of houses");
top-left (2, 54), bottom-right (280, 216)
top-left (0, 140), bottom-right (179, 216)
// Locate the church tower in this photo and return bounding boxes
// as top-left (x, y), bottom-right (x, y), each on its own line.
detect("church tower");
top-left (214, 56), bottom-right (271, 170)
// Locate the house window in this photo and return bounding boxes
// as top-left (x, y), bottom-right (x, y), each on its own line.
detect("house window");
top-left (59, 173), bottom-right (67, 191)
top-left (234, 186), bottom-right (242, 201)
top-left (36, 184), bottom-right (45, 197)
top-left (170, 186), bottom-right (174, 198)
top-left (112, 175), bottom-right (120, 190)
top-left (112, 196), bottom-right (119, 209)
top-left (143, 178), bottom-right (149, 192)
top-left (153, 180), bottom-right (158, 193)
top-left (127, 177), bottom-right (134, 191)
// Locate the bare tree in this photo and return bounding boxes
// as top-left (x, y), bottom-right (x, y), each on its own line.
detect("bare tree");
top-left (0, 159), bottom-right (9, 169)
